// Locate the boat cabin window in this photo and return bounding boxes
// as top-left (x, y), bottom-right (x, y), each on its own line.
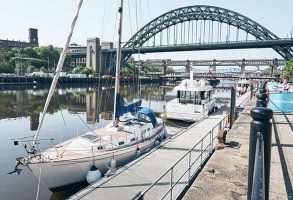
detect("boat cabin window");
top-left (130, 137), bottom-right (136, 142)
top-left (138, 113), bottom-right (151, 123)
top-left (238, 83), bottom-right (249, 88)
top-left (179, 91), bottom-right (211, 105)
top-left (118, 141), bottom-right (124, 146)
top-left (80, 134), bottom-right (98, 141)
top-left (97, 146), bottom-right (103, 150)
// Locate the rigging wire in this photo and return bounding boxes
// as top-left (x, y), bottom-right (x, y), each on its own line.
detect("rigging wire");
top-left (101, 0), bottom-right (115, 39)
top-left (127, 0), bottom-right (133, 36)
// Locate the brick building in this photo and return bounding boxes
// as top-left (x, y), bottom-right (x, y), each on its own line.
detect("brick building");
top-left (0, 28), bottom-right (39, 51)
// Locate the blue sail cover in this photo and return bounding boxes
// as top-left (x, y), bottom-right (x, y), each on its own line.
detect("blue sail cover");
top-left (138, 107), bottom-right (158, 127)
top-left (115, 94), bottom-right (142, 118)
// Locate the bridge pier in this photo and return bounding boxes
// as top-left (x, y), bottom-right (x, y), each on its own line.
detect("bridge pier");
top-left (209, 59), bottom-right (217, 73)
top-left (162, 60), bottom-right (167, 75)
top-left (271, 58), bottom-right (279, 77)
top-left (240, 59), bottom-right (246, 75)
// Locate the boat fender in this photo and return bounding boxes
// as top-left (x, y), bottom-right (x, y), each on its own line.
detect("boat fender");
top-left (86, 165), bottom-right (102, 185)
top-left (136, 147), bottom-right (141, 157)
top-left (154, 139), bottom-right (160, 146)
top-left (110, 158), bottom-right (117, 171)
top-left (157, 135), bottom-right (162, 142)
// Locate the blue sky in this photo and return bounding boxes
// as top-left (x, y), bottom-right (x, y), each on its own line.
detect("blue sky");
top-left (1, 0), bottom-right (292, 60)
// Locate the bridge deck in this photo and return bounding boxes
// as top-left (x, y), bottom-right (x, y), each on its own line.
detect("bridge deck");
top-left (69, 94), bottom-right (250, 200)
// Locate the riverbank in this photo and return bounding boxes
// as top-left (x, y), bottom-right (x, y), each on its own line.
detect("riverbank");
top-left (183, 98), bottom-right (293, 200)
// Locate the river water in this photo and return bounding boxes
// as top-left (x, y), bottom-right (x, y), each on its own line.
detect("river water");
top-left (0, 81), bottom-right (234, 200)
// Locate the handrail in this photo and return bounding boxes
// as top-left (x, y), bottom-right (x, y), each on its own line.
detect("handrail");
top-left (136, 115), bottom-right (229, 200)
top-left (237, 93), bottom-right (251, 108)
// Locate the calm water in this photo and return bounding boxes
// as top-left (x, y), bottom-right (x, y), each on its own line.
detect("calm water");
top-left (0, 80), bottom-right (234, 200)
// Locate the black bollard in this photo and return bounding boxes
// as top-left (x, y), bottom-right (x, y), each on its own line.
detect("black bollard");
top-left (247, 107), bottom-right (273, 200)
top-left (229, 86), bottom-right (236, 129)
top-left (256, 82), bottom-right (268, 107)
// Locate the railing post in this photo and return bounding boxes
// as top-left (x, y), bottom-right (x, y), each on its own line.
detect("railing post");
top-left (188, 151), bottom-right (191, 185)
top-left (209, 129), bottom-right (213, 153)
top-left (170, 167), bottom-right (173, 200)
top-left (200, 139), bottom-right (203, 166)
top-left (247, 107), bottom-right (273, 200)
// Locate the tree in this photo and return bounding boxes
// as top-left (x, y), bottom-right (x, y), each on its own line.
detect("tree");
top-left (284, 59), bottom-right (293, 78)
top-left (0, 61), bottom-right (14, 73)
top-left (23, 47), bottom-right (39, 59)
top-left (167, 66), bottom-right (175, 74)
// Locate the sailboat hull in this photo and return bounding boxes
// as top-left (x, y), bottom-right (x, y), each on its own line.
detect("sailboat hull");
top-left (28, 132), bottom-right (164, 190)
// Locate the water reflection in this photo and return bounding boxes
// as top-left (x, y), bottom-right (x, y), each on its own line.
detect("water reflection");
top-left (0, 84), bottom-right (173, 200)
top-left (0, 80), bottom-right (234, 200)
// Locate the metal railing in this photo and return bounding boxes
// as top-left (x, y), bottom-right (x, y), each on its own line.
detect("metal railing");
top-left (135, 116), bottom-right (228, 200)
top-left (237, 92), bottom-right (251, 108)
top-left (251, 133), bottom-right (265, 200)
top-left (248, 81), bottom-right (273, 200)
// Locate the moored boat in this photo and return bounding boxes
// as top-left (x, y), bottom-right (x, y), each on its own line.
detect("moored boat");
top-left (14, 0), bottom-right (167, 191)
top-left (165, 74), bottom-right (216, 122)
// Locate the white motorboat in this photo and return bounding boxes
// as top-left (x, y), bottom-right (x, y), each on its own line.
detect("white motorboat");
top-left (14, 0), bottom-right (166, 191)
top-left (237, 78), bottom-right (250, 95)
top-left (165, 70), bottom-right (216, 122)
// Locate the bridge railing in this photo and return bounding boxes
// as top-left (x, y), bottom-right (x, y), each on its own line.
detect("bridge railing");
top-left (141, 38), bottom-right (293, 48)
top-left (135, 116), bottom-right (229, 200)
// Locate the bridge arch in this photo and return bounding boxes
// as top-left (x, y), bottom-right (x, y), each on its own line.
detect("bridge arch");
top-left (123, 5), bottom-right (293, 61)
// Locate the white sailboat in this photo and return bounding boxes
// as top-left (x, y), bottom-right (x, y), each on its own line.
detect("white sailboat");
top-left (14, 0), bottom-right (166, 191)
top-left (164, 66), bottom-right (216, 122)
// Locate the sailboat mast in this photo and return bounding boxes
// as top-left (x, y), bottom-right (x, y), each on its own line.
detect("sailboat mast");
top-left (113, 0), bottom-right (124, 122)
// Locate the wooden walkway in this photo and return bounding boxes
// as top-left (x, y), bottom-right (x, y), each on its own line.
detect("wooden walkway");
top-left (69, 93), bottom-right (250, 200)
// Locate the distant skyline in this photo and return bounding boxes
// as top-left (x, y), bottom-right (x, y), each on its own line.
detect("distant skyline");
top-left (1, 0), bottom-right (293, 61)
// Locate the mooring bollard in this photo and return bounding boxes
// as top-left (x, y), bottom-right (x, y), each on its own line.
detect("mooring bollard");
top-left (247, 107), bottom-right (273, 200)
top-left (229, 86), bottom-right (236, 129)
top-left (256, 82), bottom-right (268, 107)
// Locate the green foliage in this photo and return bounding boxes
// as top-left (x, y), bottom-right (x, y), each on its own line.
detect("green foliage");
top-left (284, 59), bottom-right (293, 78)
top-left (72, 66), bottom-right (94, 75)
top-left (81, 67), bottom-right (93, 75)
top-left (0, 45), bottom-right (74, 73)
top-left (166, 67), bottom-right (175, 74)
top-left (26, 65), bottom-right (36, 73)
top-left (23, 47), bottom-right (40, 59)
top-left (30, 58), bottom-right (46, 68)
top-left (121, 63), bottom-right (139, 74)
top-left (144, 66), bottom-right (161, 72)
top-left (0, 50), bottom-right (14, 73)
top-left (40, 66), bottom-right (47, 72)
top-left (0, 61), bottom-right (14, 73)
top-left (72, 66), bottom-right (83, 74)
